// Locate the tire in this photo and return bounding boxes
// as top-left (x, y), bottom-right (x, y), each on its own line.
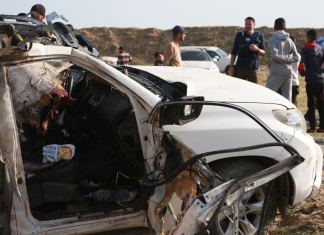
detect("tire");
top-left (208, 159), bottom-right (278, 235)
top-left (224, 66), bottom-right (230, 75)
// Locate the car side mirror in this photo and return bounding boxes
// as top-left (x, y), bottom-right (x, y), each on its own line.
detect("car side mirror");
top-left (159, 96), bottom-right (204, 126)
top-left (212, 56), bottom-right (220, 62)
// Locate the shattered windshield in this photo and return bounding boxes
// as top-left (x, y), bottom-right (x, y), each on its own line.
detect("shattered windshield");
top-left (127, 71), bottom-right (166, 98)
top-left (123, 67), bottom-right (187, 101)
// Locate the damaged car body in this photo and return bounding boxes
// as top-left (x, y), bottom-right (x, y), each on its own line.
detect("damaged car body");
top-left (0, 18), bottom-right (323, 235)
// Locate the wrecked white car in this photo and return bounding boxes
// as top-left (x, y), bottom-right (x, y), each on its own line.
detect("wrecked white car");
top-left (0, 16), bottom-right (322, 235)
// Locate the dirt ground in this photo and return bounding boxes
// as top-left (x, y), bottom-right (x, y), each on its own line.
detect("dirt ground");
top-left (267, 142), bottom-right (324, 235)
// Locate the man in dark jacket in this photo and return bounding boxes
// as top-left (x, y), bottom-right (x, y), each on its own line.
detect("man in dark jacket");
top-left (299, 29), bottom-right (324, 133)
top-left (229, 17), bottom-right (265, 83)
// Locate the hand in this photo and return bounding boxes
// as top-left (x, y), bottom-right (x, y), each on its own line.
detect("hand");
top-left (249, 44), bottom-right (259, 52)
top-left (228, 66), bottom-right (235, 76)
top-left (39, 119), bottom-right (49, 136)
top-left (52, 85), bottom-right (68, 97)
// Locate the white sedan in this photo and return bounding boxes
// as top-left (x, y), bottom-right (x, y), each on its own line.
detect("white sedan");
top-left (0, 41), bottom-right (322, 235)
top-left (181, 46), bottom-right (231, 73)
top-left (180, 47), bottom-right (220, 72)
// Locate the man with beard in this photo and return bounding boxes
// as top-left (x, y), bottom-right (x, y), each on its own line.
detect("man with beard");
top-left (229, 17), bottom-right (265, 83)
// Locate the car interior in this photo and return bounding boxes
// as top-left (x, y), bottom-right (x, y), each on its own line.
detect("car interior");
top-left (11, 62), bottom-right (153, 221)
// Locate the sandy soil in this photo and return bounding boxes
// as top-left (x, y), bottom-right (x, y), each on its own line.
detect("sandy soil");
top-left (268, 143), bottom-right (324, 235)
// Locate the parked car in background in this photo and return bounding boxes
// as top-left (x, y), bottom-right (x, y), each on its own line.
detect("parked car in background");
top-left (181, 46), bottom-right (231, 74)
top-left (180, 47), bottom-right (220, 72)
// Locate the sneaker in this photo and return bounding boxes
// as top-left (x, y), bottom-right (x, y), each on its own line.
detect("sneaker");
top-left (316, 128), bottom-right (324, 133)
top-left (307, 128), bottom-right (316, 133)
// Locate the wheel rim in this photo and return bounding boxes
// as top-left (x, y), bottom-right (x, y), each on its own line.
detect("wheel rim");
top-left (217, 187), bottom-right (265, 235)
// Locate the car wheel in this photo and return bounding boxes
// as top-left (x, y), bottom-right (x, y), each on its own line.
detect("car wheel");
top-left (208, 159), bottom-right (278, 235)
top-left (224, 66), bottom-right (230, 75)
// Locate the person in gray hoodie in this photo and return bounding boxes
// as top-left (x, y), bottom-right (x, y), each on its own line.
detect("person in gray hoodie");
top-left (266, 18), bottom-right (300, 101)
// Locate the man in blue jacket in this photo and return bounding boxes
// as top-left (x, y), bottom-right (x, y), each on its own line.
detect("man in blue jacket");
top-left (229, 17), bottom-right (265, 83)
top-left (299, 29), bottom-right (324, 133)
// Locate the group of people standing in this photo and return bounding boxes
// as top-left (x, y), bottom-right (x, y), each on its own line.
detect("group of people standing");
top-left (229, 16), bottom-right (324, 133)
top-left (151, 17), bottom-right (324, 133)
top-left (105, 17), bottom-right (324, 133)
top-left (229, 17), bottom-right (301, 102)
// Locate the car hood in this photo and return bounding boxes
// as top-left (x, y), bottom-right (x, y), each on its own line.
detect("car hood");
top-left (182, 61), bottom-right (219, 71)
top-left (131, 66), bottom-right (294, 108)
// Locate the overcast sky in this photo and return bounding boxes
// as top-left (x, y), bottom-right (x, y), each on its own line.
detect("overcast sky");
top-left (2, 0), bottom-right (323, 29)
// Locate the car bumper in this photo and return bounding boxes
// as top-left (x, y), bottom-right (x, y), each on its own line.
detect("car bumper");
top-left (287, 132), bottom-right (323, 204)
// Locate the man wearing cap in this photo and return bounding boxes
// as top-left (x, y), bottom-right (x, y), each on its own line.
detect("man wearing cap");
top-left (164, 25), bottom-right (187, 66)
top-left (30, 4), bottom-right (46, 23)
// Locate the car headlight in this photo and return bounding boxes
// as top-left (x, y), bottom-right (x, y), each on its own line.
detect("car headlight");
top-left (272, 108), bottom-right (307, 134)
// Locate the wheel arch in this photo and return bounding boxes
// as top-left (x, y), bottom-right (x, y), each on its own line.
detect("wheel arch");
top-left (208, 155), bottom-right (296, 215)
top-left (224, 65), bottom-right (230, 74)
